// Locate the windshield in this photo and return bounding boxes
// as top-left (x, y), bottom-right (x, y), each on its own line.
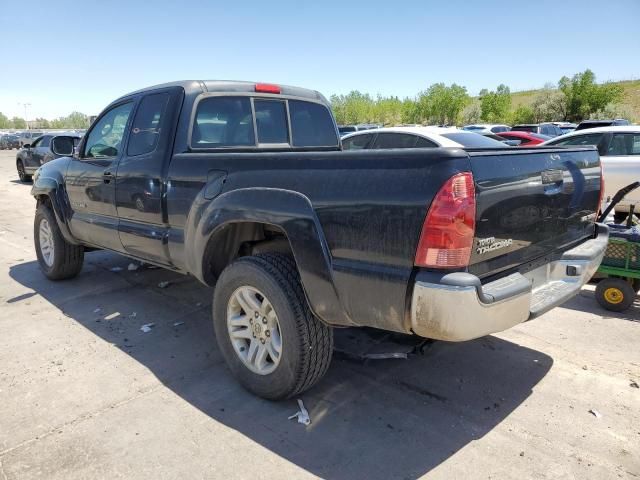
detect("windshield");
top-left (441, 132), bottom-right (508, 148)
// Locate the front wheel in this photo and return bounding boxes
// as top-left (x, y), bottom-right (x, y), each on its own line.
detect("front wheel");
top-left (17, 160), bottom-right (31, 182)
top-left (213, 253), bottom-right (333, 400)
top-left (595, 278), bottom-right (635, 312)
top-left (34, 204), bottom-right (85, 280)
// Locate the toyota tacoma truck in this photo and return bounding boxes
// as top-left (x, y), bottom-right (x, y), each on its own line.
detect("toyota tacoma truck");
top-left (31, 80), bottom-right (608, 400)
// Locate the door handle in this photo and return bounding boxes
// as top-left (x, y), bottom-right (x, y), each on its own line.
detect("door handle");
top-left (103, 170), bottom-right (114, 183)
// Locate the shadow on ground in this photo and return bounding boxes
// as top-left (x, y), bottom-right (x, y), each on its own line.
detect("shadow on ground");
top-left (9, 252), bottom-right (552, 479)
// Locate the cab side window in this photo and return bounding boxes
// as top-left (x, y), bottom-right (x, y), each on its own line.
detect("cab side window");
top-left (127, 93), bottom-right (171, 156)
top-left (551, 133), bottom-right (604, 147)
top-left (40, 136), bottom-right (51, 148)
top-left (371, 133), bottom-right (418, 149)
top-left (84, 102), bottom-right (134, 158)
top-left (607, 133), bottom-right (640, 156)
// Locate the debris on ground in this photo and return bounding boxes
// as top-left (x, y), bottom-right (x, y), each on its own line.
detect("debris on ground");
top-left (288, 399), bottom-right (311, 425)
top-left (362, 352), bottom-right (408, 360)
top-left (519, 451), bottom-right (525, 457)
top-left (630, 381), bottom-right (639, 389)
top-left (173, 321), bottom-right (185, 327)
top-left (129, 312), bottom-right (137, 319)
top-left (109, 266), bottom-right (123, 272)
top-left (589, 409), bottom-right (602, 419)
top-left (104, 312), bottom-right (120, 321)
top-left (93, 308), bottom-right (102, 314)
top-left (127, 263), bottom-right (140, 271)
top-left (582, 365), bottom-right (588, 370)
top-left (140, 323), bottom-right (155, 333)
top-left (158, 281), bottom-right (170, 289)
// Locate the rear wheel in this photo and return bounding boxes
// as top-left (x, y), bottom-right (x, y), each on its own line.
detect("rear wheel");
top-left (34, 203), bottom-right (84, 280)
top-left (595, 278), bottom-right (635, 312)
top-left (213, 253), bottom-right (333, 400)
top-left (17, 160), bottom-right (31, 182)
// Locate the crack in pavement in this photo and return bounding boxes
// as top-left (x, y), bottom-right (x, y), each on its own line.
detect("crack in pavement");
top-left (0, 383), bottom-right (164, 458)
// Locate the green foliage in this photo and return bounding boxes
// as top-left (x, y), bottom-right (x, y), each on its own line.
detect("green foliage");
top-left (530, 88), bottom-right (567, 122)
top-left (558, 69), bottom-right (623, 122)
top-left (11, 117), bottom-right (26, 129)
top-left (510, 105), bottom-right (535, 125)
top-left (0, 112), bottom-right (10, 129)
top-left (49, 111), bottom-right (90, 129)
top-left (461, 101), bottom-right (482, 125)
top-left (480, 84), bottom-right (511, 123)
top-left (417, 83), bottom-right (469, 125)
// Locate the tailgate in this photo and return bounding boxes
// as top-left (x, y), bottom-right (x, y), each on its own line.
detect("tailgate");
top-left (468, 147), bottom-right (601, 279)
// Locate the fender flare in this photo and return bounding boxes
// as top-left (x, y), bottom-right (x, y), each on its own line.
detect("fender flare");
top-left (187, 187), bottom-right (354, 327)
top-left (31, 166), bottom-right (79, 245)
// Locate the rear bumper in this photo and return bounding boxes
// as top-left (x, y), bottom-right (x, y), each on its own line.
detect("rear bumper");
top-left (410, 224), bottom-right (609, 341)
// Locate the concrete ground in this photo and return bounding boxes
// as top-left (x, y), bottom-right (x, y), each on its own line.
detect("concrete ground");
top-left (0, 149), bottom-right (638, 480)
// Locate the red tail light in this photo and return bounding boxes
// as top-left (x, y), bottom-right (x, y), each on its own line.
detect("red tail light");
top-left (415, 172), bottom-right (476, 269)
top-left (255, 83), bottom-right (281, 94)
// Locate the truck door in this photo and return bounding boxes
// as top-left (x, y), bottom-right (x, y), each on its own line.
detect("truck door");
top-left (115, 88), bottom-right (182, 265)
top-left (66, 101), bottom-right (135, 251)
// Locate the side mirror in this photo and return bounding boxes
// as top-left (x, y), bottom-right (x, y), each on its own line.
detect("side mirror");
top-left (23, 143), bottom-right (31, 149)
top-left (51, 136), bottom-right (76, 156)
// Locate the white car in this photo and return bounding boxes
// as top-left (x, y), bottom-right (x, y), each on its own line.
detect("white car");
top-left (341, 126), bottom-right (508, 150)
top-left (462, 124), bottom-right (511, 134)
top-left (542, 126), bottom-right (640, 220)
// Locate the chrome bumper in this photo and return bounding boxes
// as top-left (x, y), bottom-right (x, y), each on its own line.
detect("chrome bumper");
top-left (410, 224), bottom-right (609, 342)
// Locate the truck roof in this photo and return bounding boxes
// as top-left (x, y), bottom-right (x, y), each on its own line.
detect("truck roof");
top-left (117, 80), bottom-right (329, 105)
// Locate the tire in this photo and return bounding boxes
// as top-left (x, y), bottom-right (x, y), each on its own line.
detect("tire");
top-left (34, 203), bottom-right (85, 280)
top-left (213, 253), bottom-right (333, 400)
top-left (595, 278), bottom-right (635, 312)
top-left (17, 160), bottom-right (31, 182)
top-left (633, 279), bottom-right (640, 294)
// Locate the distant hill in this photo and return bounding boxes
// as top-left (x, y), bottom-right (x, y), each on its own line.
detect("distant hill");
top-left (509, 79), bottom-right (640, 122)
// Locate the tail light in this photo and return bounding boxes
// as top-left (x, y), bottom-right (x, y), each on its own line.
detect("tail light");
top-left (415, 172), bottom-right (476, 269)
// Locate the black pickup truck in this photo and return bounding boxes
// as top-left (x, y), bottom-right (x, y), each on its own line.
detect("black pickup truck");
top-left (31, 80), bottom-right (608, 399)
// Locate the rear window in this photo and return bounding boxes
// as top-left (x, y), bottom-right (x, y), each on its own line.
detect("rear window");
top-left (255, 99), bottom-right (288, 144)
top-left (290, 100), bottom-right (337, 147)
top-left (193, 97), bottom-right (255, 147)
top-left (441, 132), bottom-right (507, 148)
top-left (511, 125), bottom-right (536, 133)
top-left (192, 96), bottom-right (337, 149)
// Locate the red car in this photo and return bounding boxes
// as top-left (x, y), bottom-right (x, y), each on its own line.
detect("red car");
top-left (497, 131), bottom-right (551, 146)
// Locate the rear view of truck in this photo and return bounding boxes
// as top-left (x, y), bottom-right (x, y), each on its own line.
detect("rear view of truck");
top-left (410, 146), bottom-right (608, 341)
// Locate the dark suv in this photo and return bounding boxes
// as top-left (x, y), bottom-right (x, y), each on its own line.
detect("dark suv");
top-left (0, 134), bottom-right (20, 150)
top-left (575, 119), bottom-right (630, 131)
top-left (16, 133), bottom-right (80, 182)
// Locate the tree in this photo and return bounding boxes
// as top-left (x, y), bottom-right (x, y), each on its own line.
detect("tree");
top-left (12, 117), bottom-right (26, 129)
top-left (510, 105), bottom-right (535, 125)
top-left (35, 117), bottom-right (51, 129)
top-left (480, 84), bottom-right (511, 123)
top-left (461, 101), bottom-right (482, 125)
top-left (530, 88), bottom-right (567, 122)
top-left (417, 83), bottom-right (469, 125)
top-left (0, 112), bottom-right (10, 129)
top-left (558, 69), bottom-right (623, 122)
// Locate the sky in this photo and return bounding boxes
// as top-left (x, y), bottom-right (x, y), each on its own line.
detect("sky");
top-left (1, 0), bottom-right (639, 120)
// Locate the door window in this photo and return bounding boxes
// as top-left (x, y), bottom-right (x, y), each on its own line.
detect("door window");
top-left (30, 137), bottom-right (42, 148)
top-left (607, 133), bottom-right (640, 156)
top-left (371, 133), bottom-right (418, 149)
top-left (289, 100), bottom-right (337, 147)
top-left (127, 93), bottom-right (170, 156)
top-left (39, 136), bottom-right (51, 148)
top-left (550, 133), bottom-right (604, 147)
top-left (83, 102), bottom-right (134, 158)
top-left (342, 134), bottom-right (374, 150)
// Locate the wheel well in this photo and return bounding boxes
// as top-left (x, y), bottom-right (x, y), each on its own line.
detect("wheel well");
top-left (202, 222), bottom-right (293, 285)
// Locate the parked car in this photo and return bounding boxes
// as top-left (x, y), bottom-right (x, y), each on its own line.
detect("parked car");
top-left (575, 119), bottom-right (630, 131)
top-left (31, 80), bottom-right (607, 400)
top-left (341, 126), bottom-right (508, 150)
top-left (480, 132), bottom-right (521, 146)
top-left (18, 130), bottom-right (44, 148)
top-left (542, 126), bottom-right (640, 222)
top-left (552, 122), bottom-right (577, 135)
top-left (338, 124), bottom-right (380, 136)
top-left (16, 133), bottom-right (81, 182)
top-left (511, 123), bottom-right (564, 137)
top-left (496, 131), bottom-right (551, 146)
top-left (462, 124), bottom-right (511, 134)
top-left (0, 134), bottom-right (20, 150)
